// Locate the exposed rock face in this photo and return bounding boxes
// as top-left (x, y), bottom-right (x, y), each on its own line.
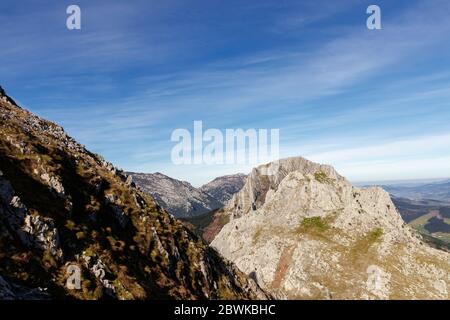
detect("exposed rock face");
top-left (200, 174), bottom-right (247, 204)
top-left (0, 88), bottom-right (267, 300)
top-left (212, 157), bottom-right (450, 300)
top-left (0, 86), bottom-right (17, 106)
top-left (128, 172), bottom-right (222, 218)
top-left (0, 171), bottom-right (62, 257)
top-left (226, 157), bottom-right (340, 218)
top-left (0, 275), bottom-right (49, 300)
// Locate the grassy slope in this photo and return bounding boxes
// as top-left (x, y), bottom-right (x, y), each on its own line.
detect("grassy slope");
top-left (408, 211), bottom-right (450, 251)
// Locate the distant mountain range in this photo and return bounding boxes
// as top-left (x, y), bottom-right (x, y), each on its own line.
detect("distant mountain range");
top-left (380, 179), bottom-right (450, 203)
top-left (127, 172), bottom-right (222, 218)
top-left (128, 172), bottom-right (246, 218)
top-left (200, 174), bottom-right (247, 204)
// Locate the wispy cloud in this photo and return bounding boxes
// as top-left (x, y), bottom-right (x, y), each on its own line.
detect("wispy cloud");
top-left (2, 0), bottom-right (450, 185)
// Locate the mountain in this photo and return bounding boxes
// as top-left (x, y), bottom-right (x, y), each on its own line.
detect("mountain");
top-left (129, 173), bottom-right (247, 241)
top-left (212, 157), bottom-right (450, 299)
top-left (0, 88), bottom-right (267, 300)
top-left (128, 172), bottom-right (222, 218)
top-left (175, 174), bottom-right (247, 242)
top-left (200, 174), bottom-right (247, 204)
top-left (382, 180), bottom-right (450, 203)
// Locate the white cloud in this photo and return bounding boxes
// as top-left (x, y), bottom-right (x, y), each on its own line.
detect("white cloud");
top-left (304, 133), bottom-right (450, 182)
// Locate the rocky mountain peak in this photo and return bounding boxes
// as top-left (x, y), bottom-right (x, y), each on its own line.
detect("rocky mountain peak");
top-left (212, 158), bottom-right (450, 299)
top-left (226, 157), bottom-right (343, 218)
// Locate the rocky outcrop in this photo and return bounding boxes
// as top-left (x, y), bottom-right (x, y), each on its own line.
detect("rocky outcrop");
top-left (128, 172), bottom-right (222, 218)
top-left (0, 275), bottom-right (49, 300)
top-left (212, 158), bottom-right (450, 300)
top-left (200, 174), bottom-right (247, 204)
top-left (225, 157), bottom-right (342, 218)
top-left (104, 193), bottom-right (130, 228)
top-left (0, 88), bottom-right (268, 300)
top-left (0, 86), bottom-right (17, 106)
top-left (0, 171), bottom-right (62, 257)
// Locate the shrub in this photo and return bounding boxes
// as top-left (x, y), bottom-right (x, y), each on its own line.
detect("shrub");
top-left (367, 228), bottom-right (383, 242)
top-left (76, 231), bottom-right (86, 240)
top-left (314, 171), bottom-right (329, 183)
top-left (350, 227), bottom-right (384, 258)
top-left (297, 216), bottom-right (329, 234)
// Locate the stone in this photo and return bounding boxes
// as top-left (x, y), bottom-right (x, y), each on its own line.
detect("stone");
top-left (212, 157), bottom-right (450, 300)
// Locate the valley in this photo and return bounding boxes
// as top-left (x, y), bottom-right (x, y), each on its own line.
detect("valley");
top-left (386, 188), bottom-right (450, 251)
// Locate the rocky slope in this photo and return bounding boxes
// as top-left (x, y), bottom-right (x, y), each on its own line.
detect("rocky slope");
top-left (212, 157), bottom-right (450, 299)
top-left (128, 172), bottom-right (222, 218)
top-left (0, 88), bottom-right (267, 300)
top-left (200, 174), bottom-right (247, 204)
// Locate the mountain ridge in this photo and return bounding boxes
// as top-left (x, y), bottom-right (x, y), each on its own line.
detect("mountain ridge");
top-left (0, 88), bottom-right (268, 300)
top-left (127, 171), bottom-right (222, 218)
top-left (128, 172), bottom-right (247, 218)
top-left (200, 173), bottom-right (247, 204)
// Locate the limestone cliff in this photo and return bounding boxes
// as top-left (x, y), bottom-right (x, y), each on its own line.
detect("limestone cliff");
top-left (212, 157), bottom-right (450, 299)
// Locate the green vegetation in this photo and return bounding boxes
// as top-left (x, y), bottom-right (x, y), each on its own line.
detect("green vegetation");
top-left (409, 212), bottom-right (435, 229)
top-left (294, 212), bottom-right (343, 241)
top-left (295, 216), bottom-right (336, 242)
top-left (253, 227), bottom-right (263, 245)
top-left (408, 211), bottom-right (450, 250)
top-left (179, 209), bottom-right (230, 243)
top-left (180, 210), bottom-right (217, 233)
top-left (219, 214), bottom-right (230, 226)
top-left (314, 171), bottom-right (329, 183)
top-left (420, 233), bottom-right (450, 252)
top-left (367, 228), bottom-right (383, 242)
top-left (76, 231), bottom-right (87, 240)
top-left (351, 227), bottom-right (384, 256)
top-left (297, 216), bottom-right (329, 233)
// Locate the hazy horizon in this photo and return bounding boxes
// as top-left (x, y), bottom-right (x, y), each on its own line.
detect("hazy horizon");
top-left (127, 162), bottom-right (450, 188)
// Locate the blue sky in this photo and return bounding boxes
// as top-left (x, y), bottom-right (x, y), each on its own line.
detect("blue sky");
top-left (2, 0), bottom-right (450, 186)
